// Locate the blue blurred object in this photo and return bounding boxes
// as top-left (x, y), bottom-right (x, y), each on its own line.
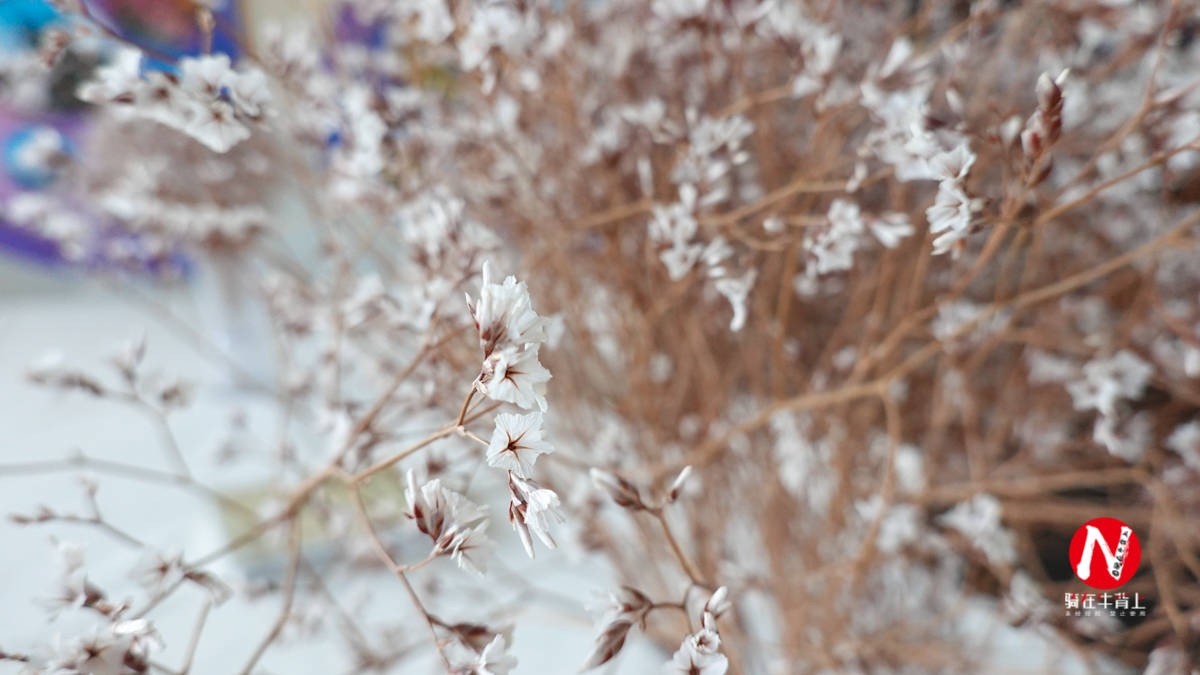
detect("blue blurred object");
top-left (3, 123), bottom-right (74, 189)
top-left (0, 0), bottom-right (61, 50)
top-left (0, 0), bottom-right (239, 272)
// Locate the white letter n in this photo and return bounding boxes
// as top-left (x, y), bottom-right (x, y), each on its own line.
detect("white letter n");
top-left (1075, 525), bottom-right (1130, 581)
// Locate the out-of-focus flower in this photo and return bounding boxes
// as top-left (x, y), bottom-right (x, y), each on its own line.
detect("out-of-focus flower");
top-left (926, 180), bottom-right (972, 255)
top-left (939, 494), bottom-right (1017, 566)
top-left (665, 628), bottom-right (728, 675)
top-left (452, 634), bottom-right (518, 675)
top-left (1067, 350), bottom-right (1152, 417)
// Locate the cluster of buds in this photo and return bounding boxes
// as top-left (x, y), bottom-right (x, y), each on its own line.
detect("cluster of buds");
top-left (590, 465), bottom-right (693, 511)
top-left (1021, 71), bottom-right (1067, 185)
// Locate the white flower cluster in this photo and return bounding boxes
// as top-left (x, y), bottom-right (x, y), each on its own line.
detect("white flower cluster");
top-left (923, 142), bottom-right (978, 255)
top-left (1067, 350), bottom-right (1153, 462)
top-left (648, 184), bottom-right (758, 331)
top-left (467, 263), bottom-right (565, 557)
top-left (665, 587), bottom-right (731, 675)
top-left (804, 199), bottom-right (914, 279)
top-left (938, 494), bottom-right (1017, 566)
top-left (405, 470), bottom-right (494, 576)
top-left (467, 261), bottom-right (552, 411)
top-left (78, 50), bottom-right (270, 153)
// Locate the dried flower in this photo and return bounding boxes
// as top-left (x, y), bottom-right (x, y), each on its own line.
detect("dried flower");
top-left (405, 471), bottom-right (494, 576)
top-left (506, 473), bottom-right (564, 558)
top-left (467, 261), bottom-right (550, 358)
top-left (487, 412), bottom-right (554, 477)
top-left (580, 619), bottom-right (635, 671)
top-left (665, 628), bottom-right (727, 675)
top-left (477, 346), bottom-right (552, 412)
top-left (590, 468), bottom-right (645, 510)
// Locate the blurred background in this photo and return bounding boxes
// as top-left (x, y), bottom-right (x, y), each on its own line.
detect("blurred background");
top-left (1, 0), bottom-right (1198, 673)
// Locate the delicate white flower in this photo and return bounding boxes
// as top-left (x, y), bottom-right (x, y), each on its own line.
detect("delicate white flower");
top-left (131, 550), bottom-right (185, 595)
top-left (939, 494), bottom-right (1016, 565)
top-left (926, 180), bottom-right (973, 254)
top-left (1166, 421), bottom-right (1200, 471)
top-left (478, 346), bottom-right (551, 411)
top-left (76, 48), bottom-right (143, 103)
top-left (228, 67), bottom-right (272, 118)
top-left (808, 199), bottom-right (866, 274)
top-left (467, 261), bottom-right (550, 357)
top-left (405, 471), bottom-right (493, 575)
top-left (869, 213), bottom-right (914, 248)
top-left (1093, 412), bottom-right (1150, 463)
top-left (38, 568), bottom-right (92, 618)
top-left (1004, 570), bottom-right (1051, 623)
top-left (488, 412), bottom-right (554, 477)
top-left (1026, 350), bottom-right (1078, 384)
top-left (665, 628), bottom-right (728, 675)
top-left (713, 271), bottom-right (755, 332)
top-left (507, 473), bottom-right (564, 557)
top-left (47, 632), bottom-right (133, 675)
top-left (459, 3), bottom-right (527, 71)
top-left (179, 53), bottom-right (234, 98)
top-left (186, 100), bottom-right (250, 153)
top-left (929, 142), bottom-right (976, 182)
top-left (894, 445), bottom-right (925, 494)
top-left (1066, 350), bottom-right (1152, 417)
top-left (660, 240), bottom-right (705, 281)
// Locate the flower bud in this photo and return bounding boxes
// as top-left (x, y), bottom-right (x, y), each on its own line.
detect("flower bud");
top-left (590, 468), bottom-right (644, 509)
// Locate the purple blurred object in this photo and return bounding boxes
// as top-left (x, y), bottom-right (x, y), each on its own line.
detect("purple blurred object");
top-left (79, 0), bottom-right (242, 61)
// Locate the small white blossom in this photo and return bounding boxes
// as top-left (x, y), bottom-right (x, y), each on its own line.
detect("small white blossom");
top-left (507, 473), bottom-right (564, 557)
top-left (929, 142), bottom-right (976, 182)
top-left (228, 67), bottom-right (272, 118)
top-left (478, 346), bottom-right (551, 411)
top-left (809, 199), bottom-right (866, 274)
top-left (926, 180), bottom-right (972, 254)
top-left (1166, 421), bottom-right (1200, 471)
top-left (46, 632), bottom-right (133, 675)
top-left (869, 213), bottom-right (914, 248)
top-left (487, 412), bottom-right (554, 477)
top-left (405, 471), bottom-right (493, 575)
top-left (713, 271), bottom-right (756, 332)
top-left (665, 628), bottom-right (728, 675)
top-left (187, 100), bottom-right (250, 153)
top-left (76, 48), bottom-right (143, 102)
top-left (179, 53), bottom-right (234, 98)
top-left (467, 261), bottom-right (550, 357)
top-left (939, 494), bottom-right (1017, 565)
top-left (1066, 350), bottom-right (1152, 417)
